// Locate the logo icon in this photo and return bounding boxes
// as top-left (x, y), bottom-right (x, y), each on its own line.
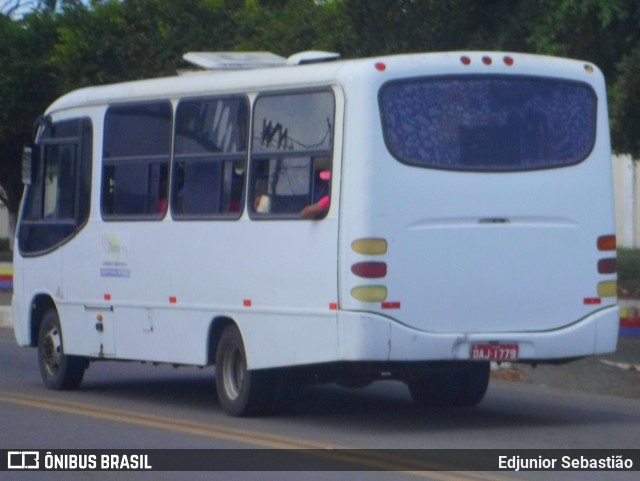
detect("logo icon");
top-left (8, 451), bottom-right (39, 469)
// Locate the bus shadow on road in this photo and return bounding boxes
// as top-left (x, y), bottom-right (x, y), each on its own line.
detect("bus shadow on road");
top-left (75, 363), bottom-right (635, 433)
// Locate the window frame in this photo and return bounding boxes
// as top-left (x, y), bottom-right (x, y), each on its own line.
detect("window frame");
top-left (248, 88), bottom-right (335, 221)
top-left (101, 100), bottom-right (173, 221)
top-left (171, 94), bottom-right (250, 221)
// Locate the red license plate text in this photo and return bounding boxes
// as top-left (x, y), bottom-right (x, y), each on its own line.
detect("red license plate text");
top-left (470, 343), bottom-right (519, 361)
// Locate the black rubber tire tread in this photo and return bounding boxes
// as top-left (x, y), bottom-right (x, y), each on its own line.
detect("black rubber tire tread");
top-left (37, 308), bottom-right (86, 390)
top-left (215, 324), bottom-right (273, 417)
top-left (407, 362), bottom-right (490, 407)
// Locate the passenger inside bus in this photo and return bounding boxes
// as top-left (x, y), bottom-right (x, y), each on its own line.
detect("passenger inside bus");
top-left (300, 170), bottom-right (330, 219)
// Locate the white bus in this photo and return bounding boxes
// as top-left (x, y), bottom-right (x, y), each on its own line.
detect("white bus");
top-left (12, 51), bottom-right (618, 416)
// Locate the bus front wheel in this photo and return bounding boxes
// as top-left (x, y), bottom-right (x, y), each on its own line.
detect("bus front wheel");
top-left (406, 362), bottom-right (490, 407)
top-left (37, 308), bottom-right (86, 390)
top-left (215, 324), bottom-right (272, 416)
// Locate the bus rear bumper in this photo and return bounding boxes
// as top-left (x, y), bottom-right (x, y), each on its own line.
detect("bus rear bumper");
top-left (338, 305), bottom-right (619, 362)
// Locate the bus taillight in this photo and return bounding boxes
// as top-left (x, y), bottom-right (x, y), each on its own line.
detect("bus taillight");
top-left (351, 262), bottom-right (387, 279)
top-left (351, 286), bottom-right (387, 302)
top-left (597, 258), bottom-right (617, 274)
top-left (351, 238), bottom-right (388, 255)
top-left (597, 281), bottom-right (617, 298)
top-left (597, 235), bottom-right (616, 251)
top-left (596, 234), bottom-right (617, 299)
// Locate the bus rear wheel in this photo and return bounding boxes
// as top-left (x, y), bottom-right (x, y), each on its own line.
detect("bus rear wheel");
top-left (406, 362), bottom-right (490, 407)
top-left (215, 324), bottom-right (273, 416)
top-left (37, 309), bottom-right (86, 390)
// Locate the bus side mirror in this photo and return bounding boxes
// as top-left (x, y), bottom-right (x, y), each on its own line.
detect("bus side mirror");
top-left (22, 146), bottom-right (34, 185)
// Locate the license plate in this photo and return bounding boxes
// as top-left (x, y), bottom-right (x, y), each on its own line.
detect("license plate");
top-left (470, 343), bottom-right (519, 361)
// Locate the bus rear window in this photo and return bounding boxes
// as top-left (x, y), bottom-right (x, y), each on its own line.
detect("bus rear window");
top-left (379, 75), bottom-right (597, 171)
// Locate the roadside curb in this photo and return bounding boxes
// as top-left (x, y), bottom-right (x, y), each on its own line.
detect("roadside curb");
top-left (618, 299), bottom-right (640, 337)
top-left (0, 262), bottom-right (12, 290)
top-left (0, 306), bottom-right (11, 329)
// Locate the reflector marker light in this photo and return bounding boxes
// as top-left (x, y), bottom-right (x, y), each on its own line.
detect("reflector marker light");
top-left (351, 286), bottom-right (388, 302)
top-left (598, 258), bottom-right (617, 274)
top-left (243, 299), bottom-right (252, 307)
top-left (597, 235), bottom-right (616, 251)
top-left (482, 56), bottom-right (492, 65)
top-left (351, 238), bottom-right (388, 255)
top-left (382, 302), bottom-right (401, 309)
top-left (460, 55), bottom-right (471, 65)
top-left (375, 62), bottom-right (386, 72)
top-left (597, 281), bottom-right (617, 298)
top-left (329, 303), bottom-right (338, 310)
top-left (169, 296), bottom-right (177, 304)
top-left (584, 297), bottom-right (601, 305)
top-left (503, 56), bottom-right (514, 66)
top-left (351, 262), bottom-right (387, 279)
top-left (104, 294), bottom-right (111, 301)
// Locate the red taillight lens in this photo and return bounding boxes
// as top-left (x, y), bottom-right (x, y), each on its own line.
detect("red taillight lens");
top-left (351, 262), bottom-right (387, 279)
top-left (460, 55), bottom-right (471, 65)
top-left (482, 56), bottom-right (492, 65)
top-left (503, 56), bottom-right (514, 66)
top-left (598, 258), bottom-right (617, 274)
top-left (375, 62), bottom-right (386, 71)
top-left (597, 235), bottom-right (616, 251)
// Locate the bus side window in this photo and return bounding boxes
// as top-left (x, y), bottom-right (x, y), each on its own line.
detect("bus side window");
top-left (101, 102), bottom-right (172, 220)
top-left (249, 90), bottom-right (334, 220)
top-left (172, 97), bottom-right (248, 220)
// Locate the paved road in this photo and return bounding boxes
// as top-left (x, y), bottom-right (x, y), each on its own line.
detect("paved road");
top-left (504, 336), bottom-right (640, 400)
top-left (0, 290), bottom-right (10, 306)
top-left (1, 328), bottom-right (639, 481)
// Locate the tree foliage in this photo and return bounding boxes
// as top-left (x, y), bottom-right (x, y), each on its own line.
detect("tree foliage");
top-left (2, 0), bottom-right (640, 219)
top-left (0, 11), bottom-right (57, 212)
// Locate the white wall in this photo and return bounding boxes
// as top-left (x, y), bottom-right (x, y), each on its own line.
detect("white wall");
top-left (613, 154), bottom-right (640, 248)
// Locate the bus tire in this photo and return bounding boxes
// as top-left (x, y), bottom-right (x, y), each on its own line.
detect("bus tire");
top-left (37, 308), bottom-right (86, 390)
top-left (215, 324), bottom-right (272, 416)
top-left (407, 362), bottom-right (490, 407)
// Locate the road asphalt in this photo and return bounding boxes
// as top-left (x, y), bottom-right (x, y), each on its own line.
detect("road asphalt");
top-left (1, 288), bottom-right (638, 400)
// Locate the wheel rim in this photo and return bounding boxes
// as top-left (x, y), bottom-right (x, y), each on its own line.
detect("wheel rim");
top-left (41, 325), bottom-right (62, 377)
top-left (222, 344), bottom-right (245, 401)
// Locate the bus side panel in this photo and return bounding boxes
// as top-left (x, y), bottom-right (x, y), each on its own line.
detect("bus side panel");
top-left (240, 312), bottom-right (340, 370)
top-left (337, 311), bottom-right (391, 361)
top-left (20, 253), bottom-right (62, 342)
top-left (11, 255), bottom-right (28, 346)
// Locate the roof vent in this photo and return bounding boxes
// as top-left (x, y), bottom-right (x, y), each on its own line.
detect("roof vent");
top-left (286, 51), bottom-right (341, 66)
top-left (182, 51), bottom-right (286, 70)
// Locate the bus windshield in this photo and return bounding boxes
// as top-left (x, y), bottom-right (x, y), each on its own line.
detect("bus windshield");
top-left (379, 75), bottom-right (597, 172)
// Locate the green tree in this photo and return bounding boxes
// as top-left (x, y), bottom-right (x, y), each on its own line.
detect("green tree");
top-left (51, 0), bottom-right (235, 91)
top-left (342, 0), bottom-right (534, 56)
top-left (0, 11), bottom-right (58, 224)
top-left (230, 0), bottom-right (349, 56)
top-left (611, 42), bottom-right (640, 157)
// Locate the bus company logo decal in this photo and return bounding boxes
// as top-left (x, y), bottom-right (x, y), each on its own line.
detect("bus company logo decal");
top-left (101, 233), bottom-right (125, 259)
top-left (100, 233), bottom-right (130, 278)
